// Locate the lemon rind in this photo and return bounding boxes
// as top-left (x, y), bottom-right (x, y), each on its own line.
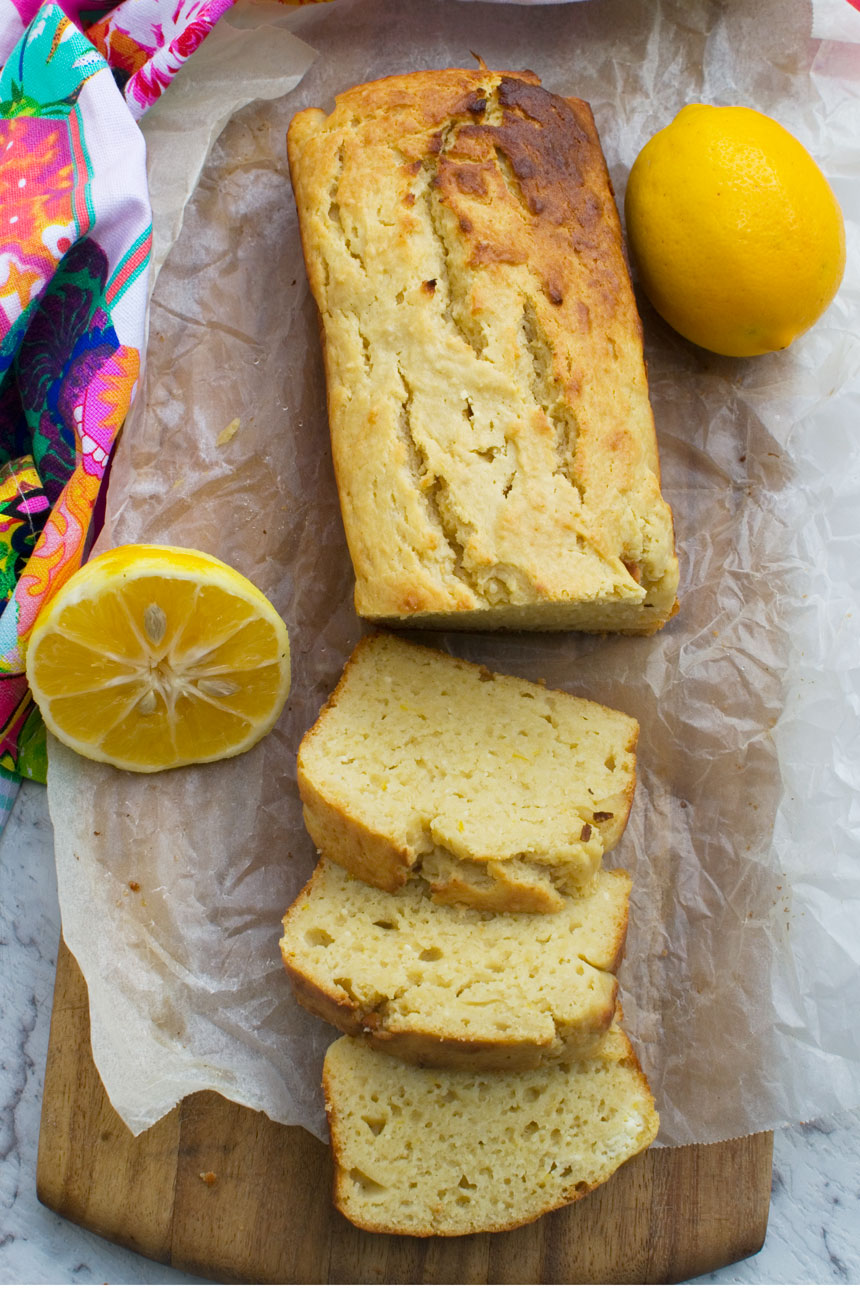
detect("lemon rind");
top-left (25, 545), bottom-right (291, 774)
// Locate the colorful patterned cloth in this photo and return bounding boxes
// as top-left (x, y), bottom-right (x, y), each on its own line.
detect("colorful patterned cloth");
top-left (0, 0), bottom-right (235, 828)
top-left (811, 0), bottom-right (860, 39)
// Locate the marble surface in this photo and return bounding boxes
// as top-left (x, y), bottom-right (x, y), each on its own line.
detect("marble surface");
top-left (1, 780), bottom-right (859, 1286)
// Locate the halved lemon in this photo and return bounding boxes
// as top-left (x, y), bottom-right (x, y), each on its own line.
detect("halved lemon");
top-left (25, 545), bottom-right (291, 773)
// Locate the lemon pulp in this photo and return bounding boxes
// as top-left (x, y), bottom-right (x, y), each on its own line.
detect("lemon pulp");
top-left (26, 545), bottom-right (291, 772)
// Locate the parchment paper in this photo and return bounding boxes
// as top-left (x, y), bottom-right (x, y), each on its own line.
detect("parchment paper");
top-left (48, 0), bottom-right (860, 1146)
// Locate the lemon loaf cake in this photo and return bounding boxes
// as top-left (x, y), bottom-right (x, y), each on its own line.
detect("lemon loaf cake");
top-left (281, 859), bottom-right (630, 1069)
top-left (323, 1028), bottom-right (659, 1236)
top-left (287, 68), bottom-right (679, 634)
top-left (298, 634), bottom-right (638, 914)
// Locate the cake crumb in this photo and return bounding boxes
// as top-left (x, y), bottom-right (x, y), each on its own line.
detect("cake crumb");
top-left (217, 418), bottom-right (240, 446)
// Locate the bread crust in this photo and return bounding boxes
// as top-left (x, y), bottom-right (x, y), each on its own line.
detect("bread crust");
top-left (288, 69), bottom-right (679, 634)
top-left (296, 635), bottom-right (418, 892)
top-left (287, 962), bottom-right (617, 1070)
top-left (297, 773), bottom-right (413, 892)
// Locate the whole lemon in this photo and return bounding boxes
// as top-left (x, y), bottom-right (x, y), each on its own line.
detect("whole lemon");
top-left (624, 104), bottom-right (846, 358)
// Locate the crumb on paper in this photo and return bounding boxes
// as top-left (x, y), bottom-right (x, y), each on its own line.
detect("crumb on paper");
top-left (199, 1171), bottom-right (218, 1186)
top-left (217, 418), bottom-right (240, 446)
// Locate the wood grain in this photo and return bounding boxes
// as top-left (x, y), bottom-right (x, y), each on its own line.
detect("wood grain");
top-left (38, 939), bottom-right (773, 1284)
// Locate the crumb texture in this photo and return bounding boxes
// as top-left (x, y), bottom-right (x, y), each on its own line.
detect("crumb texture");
top-left (288, 69), bottom-right (679, 633)
top-left (281, 859), bottom-right (630, 1067)
top-left (297, 634), bottom-right (639, 912)
top-left (324, 1029), bottom-right (659, 1236)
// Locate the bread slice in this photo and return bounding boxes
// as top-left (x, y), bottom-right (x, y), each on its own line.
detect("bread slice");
top-left (323, 1028), bottom-right (659, 1236)
top-left (281, 860), bottom-right (630, 1069)
top-left (297, 634), bottom-right (638, 914)
top-left (288, 69), bottom-right (679, 635)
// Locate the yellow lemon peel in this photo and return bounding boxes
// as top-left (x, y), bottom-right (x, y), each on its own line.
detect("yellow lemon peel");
top-left (26, 544), bottom-right (291, 773)
top-left (624, 104), bottom-right (846, 357)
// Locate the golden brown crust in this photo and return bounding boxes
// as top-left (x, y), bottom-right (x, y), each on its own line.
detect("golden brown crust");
top-left (297, 776), bottom-right (413, 892)
top-left (288, 70), bottom-right (679, 633)
top-left (296, 635), bottom-right (416, 891)
top-left (296, 961), bottom-right (614, 1070)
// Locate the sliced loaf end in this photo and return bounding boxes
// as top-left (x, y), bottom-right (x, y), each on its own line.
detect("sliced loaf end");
top-left (323, 1027), bottom-right (659, 1236)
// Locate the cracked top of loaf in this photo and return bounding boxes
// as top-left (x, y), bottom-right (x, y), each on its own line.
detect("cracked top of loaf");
top-left (287, 68), bottom-right (680, 634)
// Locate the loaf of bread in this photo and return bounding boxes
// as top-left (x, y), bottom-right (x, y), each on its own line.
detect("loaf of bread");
top-left (297, 634), bottom-right (638, 914)
top-left (323, 1028), bottom-right (659, 1236)
top-left (288, 68), bottom-right (679, 634)
top-left (281, 859), bottom-right (630, 1069)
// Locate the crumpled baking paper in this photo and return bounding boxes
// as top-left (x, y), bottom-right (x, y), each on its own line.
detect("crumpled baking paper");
top-left (47, 0), bottom-right (860, 1145)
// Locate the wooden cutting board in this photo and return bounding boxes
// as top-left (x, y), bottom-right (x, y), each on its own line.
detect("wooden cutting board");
top-left (37, 940), bottom-right (773, 1284)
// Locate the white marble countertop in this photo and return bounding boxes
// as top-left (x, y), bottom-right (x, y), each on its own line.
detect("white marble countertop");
top-left (2, 778), bottom-right (859, 1285)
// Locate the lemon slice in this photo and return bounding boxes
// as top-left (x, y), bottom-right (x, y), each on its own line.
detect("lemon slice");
top-left (25, 545), bottom-right (291, 773)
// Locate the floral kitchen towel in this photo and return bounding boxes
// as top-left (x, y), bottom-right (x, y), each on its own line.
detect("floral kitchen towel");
top-left (0, 0), bottom-right (235, 827)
